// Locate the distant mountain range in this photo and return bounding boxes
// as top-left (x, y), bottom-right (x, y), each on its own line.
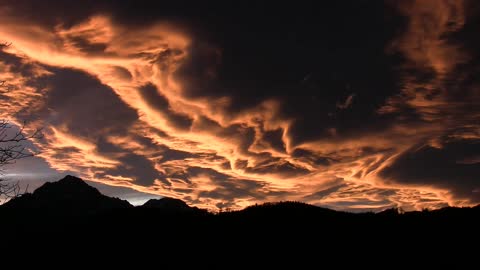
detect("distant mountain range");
top-left (2, 174), bottom-right (480, 263)
top-left (3, 175), bottom-right (480, 217)
top-left (2, 175), bottom-right (204, 214)
top-left (2, 175), bottom-right (480, 240)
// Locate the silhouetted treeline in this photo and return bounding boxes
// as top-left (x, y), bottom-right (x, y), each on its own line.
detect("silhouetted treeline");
top-left (1, 175), bottom-right (479, 261)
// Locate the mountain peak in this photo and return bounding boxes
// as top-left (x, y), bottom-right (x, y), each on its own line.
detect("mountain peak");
top-left (142, 197), bottom-right (191, 211)
top-left (3, 175), bottom-right (132, 211)
top-left (34, 175), bottom-right (101, 197)
top-left (59, 175), bottom-right (87, 184)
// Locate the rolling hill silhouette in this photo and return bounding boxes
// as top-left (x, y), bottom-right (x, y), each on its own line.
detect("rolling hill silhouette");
top-left (3, 175), bottom-right (480, 219)
top-left (1, 175), bottom-right (479, 265)
top-left (1, 175), bottom-right (480, 246)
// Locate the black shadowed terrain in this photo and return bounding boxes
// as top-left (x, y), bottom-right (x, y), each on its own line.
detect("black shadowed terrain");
top-left (1, 175), bottom-right (479, 261)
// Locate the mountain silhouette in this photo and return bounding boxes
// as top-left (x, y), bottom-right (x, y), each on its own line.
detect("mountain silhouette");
top-left (142, 197), bottom-right (190, 210)
top-left (3, 175), bottom-right (132, 213)
top-left (0, 175), bottom-right (475, 266)
top-left (2, 174), bottom-right (480, 245)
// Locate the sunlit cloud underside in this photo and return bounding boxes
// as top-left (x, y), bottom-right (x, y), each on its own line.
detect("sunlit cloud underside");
top-left (0, 0), bottom-right (479, 211)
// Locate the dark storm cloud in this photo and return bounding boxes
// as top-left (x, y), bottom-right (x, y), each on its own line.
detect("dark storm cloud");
top-left (371, 0), bottom-right (480, 206)
top-left (42, 68), bottom-right (138, 135)
top-left (261, 129), bottom-right (286, 153)
top-left (380, 141), bottom-right (480, 203)
top-left (138, 83), bottom-right (193, 131)
top-left (186, 166), bottom-right (292, 209)
top-left (0, 0), bottom-right (98, 27)
top-left (169, 1), bottom-right (405, 148)
top-left (94, 153), bottom-right (165, 186)
top-left (291, 149), bottom-right (331, 166)
top-left (243, 157), bottom-right (311, 177)
top-left (303, 183), bottom-right (348, 201)
top-left (191, 167), bottom-right (264, 199)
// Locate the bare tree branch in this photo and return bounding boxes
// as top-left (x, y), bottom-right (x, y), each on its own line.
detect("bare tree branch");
top-left (1, 44), bottom-right (42, 201)
top-left (0, 120), bottom-right (42, 201)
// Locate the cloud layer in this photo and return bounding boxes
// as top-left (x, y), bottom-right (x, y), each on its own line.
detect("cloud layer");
top-left (0, 0), bottom-right (479, 211)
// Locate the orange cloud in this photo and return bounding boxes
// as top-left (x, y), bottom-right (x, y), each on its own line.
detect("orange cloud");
top-left (0, 1), bottom-right (478, 211)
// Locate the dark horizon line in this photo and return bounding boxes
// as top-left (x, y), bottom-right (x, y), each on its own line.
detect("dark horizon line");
top-left (3, 174), bottom-right (478, 215)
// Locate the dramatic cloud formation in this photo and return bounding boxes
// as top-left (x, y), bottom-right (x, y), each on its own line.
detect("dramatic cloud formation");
top-left (0, 0), bottom-right (478, 211)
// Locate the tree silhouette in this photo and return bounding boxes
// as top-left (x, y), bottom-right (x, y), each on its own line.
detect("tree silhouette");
top-left (0, 120), bottom-right (41, 201)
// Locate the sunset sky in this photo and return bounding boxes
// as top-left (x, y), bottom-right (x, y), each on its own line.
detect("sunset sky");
top-left (0, 0), bottom-right (479, 211)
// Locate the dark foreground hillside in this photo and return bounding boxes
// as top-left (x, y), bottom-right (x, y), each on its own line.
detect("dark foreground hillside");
top-left (1, 175), bottom-right (479, 263)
